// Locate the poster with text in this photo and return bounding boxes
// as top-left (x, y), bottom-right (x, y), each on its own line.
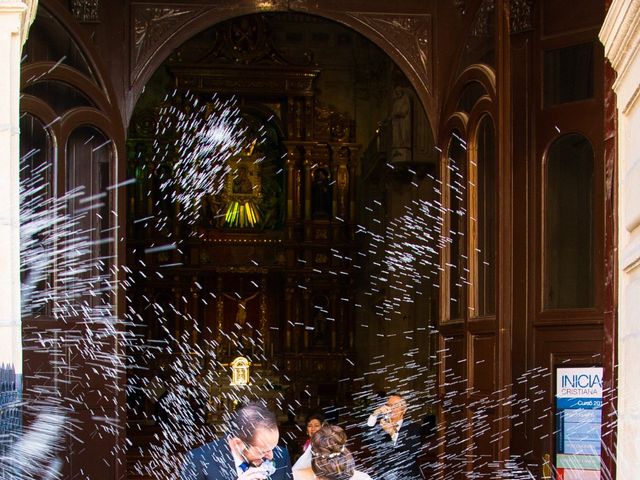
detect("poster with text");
top-left (555, 367), bottom-right (603, 480)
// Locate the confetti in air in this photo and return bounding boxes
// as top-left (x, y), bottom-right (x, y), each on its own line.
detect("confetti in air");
top-left (11, 66), bottom-right (618, 480)
top-left (154, 91), bottom-right (248, 222)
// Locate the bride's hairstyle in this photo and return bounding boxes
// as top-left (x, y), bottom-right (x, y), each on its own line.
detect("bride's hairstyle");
top-left (310, 425), bottom-right (355, 480)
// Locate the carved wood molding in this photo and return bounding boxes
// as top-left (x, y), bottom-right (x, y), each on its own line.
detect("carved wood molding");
top-left (130, 3), bottom-right (208, 84)
top-left (455, 0), bottom-right (467, 15)
top-left (509, 0), bottom-right (533, 33)
top-left (471, 0), bottom-right (494, 37)
top-left (471, 0), bottom-right (533, 36)
top-left (170, 65), bottom-right (319, 96)
top-left (71, 0), bottom-right (100, 23)
top-left (344, 13), bottom-right (433, 96)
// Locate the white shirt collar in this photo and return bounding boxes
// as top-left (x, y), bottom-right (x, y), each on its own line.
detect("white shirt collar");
top-left (228, 441), bottom-right (246, 475)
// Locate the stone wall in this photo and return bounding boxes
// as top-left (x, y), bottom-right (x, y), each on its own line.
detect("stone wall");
top-left (601, 0), bottom-right (640, 475)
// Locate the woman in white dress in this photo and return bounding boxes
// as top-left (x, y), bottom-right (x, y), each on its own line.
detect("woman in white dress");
top-left (292, 425), bottom-right (372, 480)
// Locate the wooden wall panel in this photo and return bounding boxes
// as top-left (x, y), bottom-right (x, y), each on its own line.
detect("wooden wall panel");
top-left (470, 333), bottom-right (496, 394)
top-left (443, 334), bottom-right (466, 393)
top-left (470, 408), bottom-right (497, 473)
top-left (542, 0), bottom-right (604, 37)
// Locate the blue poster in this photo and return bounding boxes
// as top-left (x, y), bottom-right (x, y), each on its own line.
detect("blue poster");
top-left (555, 367), bottom-right (603, 479)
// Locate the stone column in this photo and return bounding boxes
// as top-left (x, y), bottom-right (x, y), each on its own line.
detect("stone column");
top-left (0, 0), bottom-right (36, 379)
top-left (0, 1), bottom-right (36, 459)
top-left (601, 1), bottom-right (640, 476)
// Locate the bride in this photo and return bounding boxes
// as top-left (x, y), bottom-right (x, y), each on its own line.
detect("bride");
top-left (293, 425), bottom-right (372, 480)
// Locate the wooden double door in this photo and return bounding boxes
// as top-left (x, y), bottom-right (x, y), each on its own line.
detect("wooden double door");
top-left (433, 0), bottom-right (614, 477)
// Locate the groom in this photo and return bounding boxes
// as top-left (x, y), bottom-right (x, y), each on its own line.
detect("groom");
top-left (181, 402), bottom-right (293, 480)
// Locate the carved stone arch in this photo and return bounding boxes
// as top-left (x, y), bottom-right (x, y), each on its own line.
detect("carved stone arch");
top-left (127, 7), bottom-right (437, 140)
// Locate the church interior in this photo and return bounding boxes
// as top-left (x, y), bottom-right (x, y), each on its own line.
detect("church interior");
top-left (16, 0), bottom-right (617, 479)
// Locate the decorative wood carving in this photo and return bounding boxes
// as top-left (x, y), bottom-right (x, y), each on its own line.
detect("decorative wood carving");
top-left (169, 14), bottom-right (313, 67)
top-left (131, 4), bottom-right (205, 83)
top-left (71, 0), bottom-right (100, 23)
top-left (171, 66), bottom-right (319, 96)
top-left (510, 0), bottom-right (534, 33)
top-left (471, 0), bottom-right (495, 37)
top-left (472, 0), bottom-right (533, 36)
top-left (345, 13), bottom-right (433, 95)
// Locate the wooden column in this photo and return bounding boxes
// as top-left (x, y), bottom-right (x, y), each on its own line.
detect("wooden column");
top-left (495, 0), bottom-right (513, 464)
top-left (284, 142), bottom-right (301, 231)
top-left (216, 275), bottom-right (224, 357)
top-left (303, 147), bottom-right (313, 220)
top-left (284, 282), bottom-right (294, 351)
top-left (260, 275), bottom-right (269, 355)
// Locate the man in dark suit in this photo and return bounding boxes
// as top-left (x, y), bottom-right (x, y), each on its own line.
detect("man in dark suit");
top-left (181, 403), bottom-right (293, 480)
top-left (363, 393), bottom-right (423, 479)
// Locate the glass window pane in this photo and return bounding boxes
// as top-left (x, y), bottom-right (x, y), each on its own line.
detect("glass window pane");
top-left (20, 113), bottom-right (54, 315)
top-left (544, 43), bottom-right (594, 107)
top-left (544, 134), bottom-right (594, 309)
top-left (476, 116), bottom-right (496, 316)
top-left (448, 131), bottom-right (467, 320)
top-left (66, 127), bottom-right (113, 303)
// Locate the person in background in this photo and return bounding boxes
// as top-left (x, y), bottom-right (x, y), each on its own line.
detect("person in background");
top-left (303, 413), bottom-right (325, 452)
top-left (293, 413), bottom-right (325, 470)
top-left (363, 392), bottom-right (422, 479)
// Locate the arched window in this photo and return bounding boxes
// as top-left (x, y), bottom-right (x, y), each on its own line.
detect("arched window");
top-left (544, 134), bottom-right (594, 309)
top-left (20, 114), bottom-right (54, 315)
top-left (20, 113), bottom-right (53, 193)
top-left (475, 115), bottom-right (496, 316)
top-left (66, 127), bottom-right (114, 305)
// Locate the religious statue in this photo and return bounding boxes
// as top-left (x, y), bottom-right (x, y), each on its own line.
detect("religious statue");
top-left (311, 296), bottom-right (331, 348)
top-left (311, 168), bottom-right (332, 218)
top-left (232, 165), bottom-right (253, 194)
top-left (201, 193), bottom-right (224, 228)
top-left (260, 176), bottom-right (283, 230)
top-left (390, 86), bottom-right (412, 162)
top-left (222, 143), bottom-right (263, 228)
top-left (223, 291), bottom-right (260, 353)
top-left (223, 291), bottom-right (259, 327)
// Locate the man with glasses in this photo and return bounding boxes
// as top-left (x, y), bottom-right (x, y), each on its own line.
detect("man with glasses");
top-left (181, 402), bottom-right (293, 480)
top-left (363, 392), bottom-right (423, 479)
